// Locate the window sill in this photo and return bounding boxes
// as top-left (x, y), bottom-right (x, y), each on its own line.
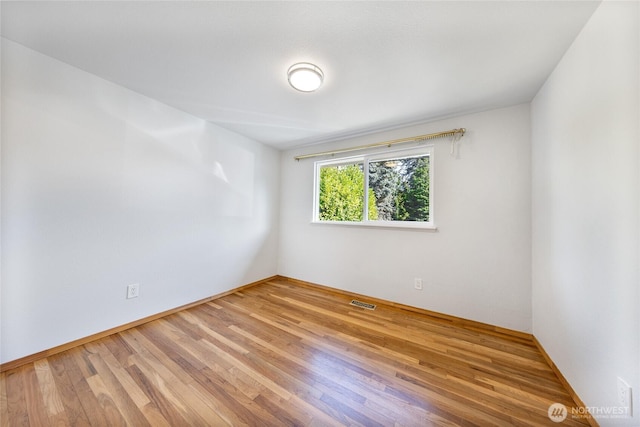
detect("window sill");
top-left (311, 220), bottom-right (437, 231)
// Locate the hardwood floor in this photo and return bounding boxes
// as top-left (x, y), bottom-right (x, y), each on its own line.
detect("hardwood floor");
top-left (1, 278), bottom-right (592, 426)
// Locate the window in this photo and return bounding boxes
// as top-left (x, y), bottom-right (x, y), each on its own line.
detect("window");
top-left (313, 147), bottom-right (434, 228)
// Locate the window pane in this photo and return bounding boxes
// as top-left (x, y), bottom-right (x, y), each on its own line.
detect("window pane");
top-left (368, 155), bottom-right (430, 222)
top-left (318, 162), bottom-right (365, 221)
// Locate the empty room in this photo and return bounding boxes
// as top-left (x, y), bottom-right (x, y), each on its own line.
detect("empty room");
top-left (1, 1), bottom-right (639, 426)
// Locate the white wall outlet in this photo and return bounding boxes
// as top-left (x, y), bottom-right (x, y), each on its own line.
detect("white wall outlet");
top-left (126, 283), bottom-right (140, 299)
top-left (414, 278), bottom-right (423, 290)
top-left (617, 377), bottom-right (632, 416)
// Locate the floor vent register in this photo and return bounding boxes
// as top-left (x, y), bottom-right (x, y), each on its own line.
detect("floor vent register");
top-left (349, 300), bottom-right (377, 310)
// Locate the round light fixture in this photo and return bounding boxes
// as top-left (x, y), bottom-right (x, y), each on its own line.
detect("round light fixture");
top-left (287, 62), bottom-right (324, 92)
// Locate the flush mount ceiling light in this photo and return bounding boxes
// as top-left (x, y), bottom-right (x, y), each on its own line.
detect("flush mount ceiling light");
top-left (287, 62), bottom-right (324, 92)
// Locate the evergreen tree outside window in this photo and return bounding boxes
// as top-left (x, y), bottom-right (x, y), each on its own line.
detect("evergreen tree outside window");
top-left (313, 147), bottom-right (433, 228)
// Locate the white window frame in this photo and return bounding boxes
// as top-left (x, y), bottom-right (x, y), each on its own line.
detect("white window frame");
top-left (312, 146), bottom-right (435, 230)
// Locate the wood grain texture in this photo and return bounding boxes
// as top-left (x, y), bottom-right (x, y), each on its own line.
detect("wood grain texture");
top-left (0, 276), bottom-right (279, 373)
top-left (532, 337), bottom-right (599, 427)
top-left (1, 278), bottom-right (594, 426)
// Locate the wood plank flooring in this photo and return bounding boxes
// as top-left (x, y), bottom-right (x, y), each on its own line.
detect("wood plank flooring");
top-left (1, 278), bottom-right (592, 426)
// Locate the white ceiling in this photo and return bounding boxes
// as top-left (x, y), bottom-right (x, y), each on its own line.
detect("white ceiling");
top-left (1, 1), bottom-right (600, 149)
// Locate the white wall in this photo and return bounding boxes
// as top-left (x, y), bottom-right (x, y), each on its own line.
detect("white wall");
top-left (0, 39), bottom-right (280, 364)
top-left (280, 104), bottom-right (532, 332)
top-left (531, 1), bottom-right (639, 425)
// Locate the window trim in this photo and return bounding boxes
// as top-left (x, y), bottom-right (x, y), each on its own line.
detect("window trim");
top-left (312, 146), bottom-right (435, 230)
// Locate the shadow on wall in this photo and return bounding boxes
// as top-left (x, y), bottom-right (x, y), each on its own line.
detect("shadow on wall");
top-left (96, 89), bottom-right (256, 218)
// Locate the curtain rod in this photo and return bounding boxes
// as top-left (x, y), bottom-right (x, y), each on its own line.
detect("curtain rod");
top-left (293, 128), bottom-right (466, 161)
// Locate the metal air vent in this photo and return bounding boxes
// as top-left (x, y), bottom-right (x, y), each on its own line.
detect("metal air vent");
top-left (349, 300), bottom-right (376, 310)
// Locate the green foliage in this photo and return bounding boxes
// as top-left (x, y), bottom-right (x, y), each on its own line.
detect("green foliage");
top-left (394, 191), bottom-right (408, 221)
top-left (319, 164), bottom-right (378, 221)
top-left (369, 156), bottom-right (430, 222)
top-left (399, 157), bottom-right (429, 221)
top-left (318, 155), bottom-right (428, 223)
top-left (368, 188), bottom-right (379, 220)
top-left (368, 161), bottom-right (399, 220)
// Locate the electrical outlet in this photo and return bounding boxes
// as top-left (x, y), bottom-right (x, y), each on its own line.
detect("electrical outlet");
top-left (617, 377), bottom-right (632, 416)
top-left (127, 283), bottom-right (140, 299)
top-left (414, 278), bottom-right (423, 290)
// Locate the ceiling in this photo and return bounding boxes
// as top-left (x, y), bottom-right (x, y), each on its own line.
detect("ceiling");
top-left (1, 1), bottom-right (600, 150)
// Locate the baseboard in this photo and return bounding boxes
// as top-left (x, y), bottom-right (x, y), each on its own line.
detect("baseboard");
top-left (533, 336), bottom-right (599, 427)
top-left (0, 275), bottom-right (278, 373)
top-left (279, 275), bottom-right (597, 426)
top-left (279, 275), bottom-right (533, 342)
top-left (0, 273), bottom-right (597, 427)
